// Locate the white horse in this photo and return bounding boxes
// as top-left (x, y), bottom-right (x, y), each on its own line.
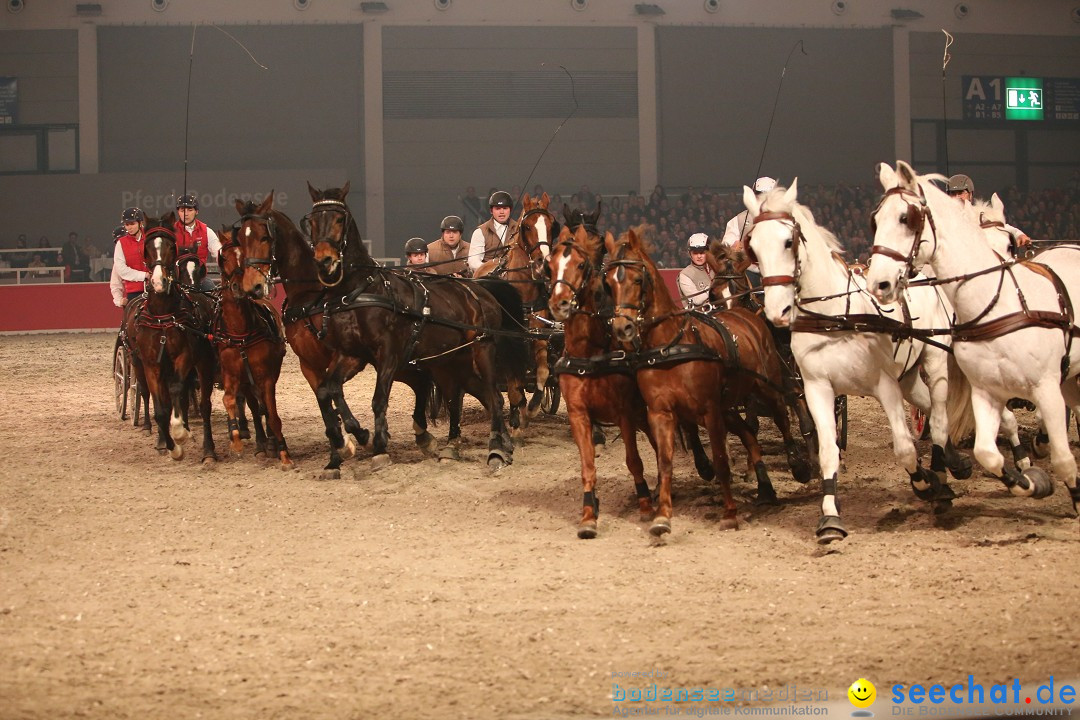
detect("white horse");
top-left (867, 161), bottom-right (1079, 516)
top-left (743, 179), bottom-right (969, 544)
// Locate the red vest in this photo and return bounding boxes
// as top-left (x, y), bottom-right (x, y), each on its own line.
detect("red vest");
top-left (174, 220), bottom-right (209, 263)
top-left (119, 232), bottom-right (147, 295)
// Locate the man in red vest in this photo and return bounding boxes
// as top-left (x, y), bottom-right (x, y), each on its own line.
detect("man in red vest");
top-left (173, 193), bottom-right (221, 291)
top-left (113, 207), bottom-right (148, 302)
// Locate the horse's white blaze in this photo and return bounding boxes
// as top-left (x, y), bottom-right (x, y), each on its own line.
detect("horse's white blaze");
top-left (244, 226), bottom-right (252, 238)
top-left (150, 237), bottom-right (165, 292)
top-left (535, 216), bottom-right (550, 258)
top-left (554, 251), bottom-right (571, 285)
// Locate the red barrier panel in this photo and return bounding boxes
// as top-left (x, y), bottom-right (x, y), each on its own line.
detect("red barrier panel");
top-left (658, 268), bottom-right (681, 304)
top-left (0, 282), bottom-right (286, 334)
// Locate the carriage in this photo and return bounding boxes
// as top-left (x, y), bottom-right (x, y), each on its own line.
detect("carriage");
top-left (112, 332), bottom-right (143, 426)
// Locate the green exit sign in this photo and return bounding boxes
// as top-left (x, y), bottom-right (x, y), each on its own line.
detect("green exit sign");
top-left (1005, 76), bottom-right (1044, 120)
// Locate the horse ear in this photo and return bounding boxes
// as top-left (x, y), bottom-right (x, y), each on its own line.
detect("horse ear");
top-left (604, 230), bottom-right (616, 255)
top-left (307, 181), bottom-right (319, 202)
top-left (563, 204), bottom-right (573, 223)
top-left (896, 161), bottom-right (918, 189)
top-left (877, 162), bottom-right (899, 190)
top-left (257, 191), bottom-right (275, 215)
top-left (234, 197), bottom-right (246, 214)
top-left (540, 191), bottom-right (550, 208)
top-left (742, 185), bottom-right (760, 216)
top-left (991, 192), bottom-right (1005, 214)
top-left (783, 178), bottom-right (799, 206)
top-left (342, 180), bottom-right (351, 197)
top-left (573, 224), bottom-right (588, 243)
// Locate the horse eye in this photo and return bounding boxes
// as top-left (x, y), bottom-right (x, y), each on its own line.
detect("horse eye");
top-left (899, 214), bottom-right (908, 225)
top-left (784, 238), bottom-right (793, 250)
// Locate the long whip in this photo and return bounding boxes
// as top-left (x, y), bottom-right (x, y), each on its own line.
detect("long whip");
top-left (514, 63), bottom-right (581, 208)
top-left (941, 30), bottom-right (954, 176)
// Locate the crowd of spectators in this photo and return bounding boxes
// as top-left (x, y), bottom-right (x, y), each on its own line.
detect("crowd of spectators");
top-left (1, 232), bottom-right (102, 281)
top-left (507, 173), bottom-right (1080, 269)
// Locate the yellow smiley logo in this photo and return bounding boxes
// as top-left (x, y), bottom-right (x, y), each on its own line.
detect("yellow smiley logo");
top-left (848, 678), bottom-right (876, 708)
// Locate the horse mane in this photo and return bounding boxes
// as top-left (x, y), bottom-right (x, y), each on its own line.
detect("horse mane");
top-left (970, 197), bottom-right (1004, 226)
top-left (759, 186), bottom-right (846, 257)
top-left (615, 223), bottom-right (657, 256)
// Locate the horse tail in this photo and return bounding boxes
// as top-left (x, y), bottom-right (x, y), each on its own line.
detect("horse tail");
top-left (473, 277), bottom-right (529, 377)
top-left (946, 351), bottom-right (975, 445)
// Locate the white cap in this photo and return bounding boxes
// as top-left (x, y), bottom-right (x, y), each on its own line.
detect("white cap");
top-left (687, 233), bottom-right (709, 249)
top-left (753, 177), bottom-right (777, 193)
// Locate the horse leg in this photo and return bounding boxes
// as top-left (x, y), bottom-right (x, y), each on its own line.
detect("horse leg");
top-left (369, 359), bottom-right (399, 470)
top-left (1058, 380), bottom-right (1080, 515)
top-left (259, 374), bottom-right (292, 470)
top-left (236, 393), bottom-right (251, 440)
top-left (482, 373), bottom-right (512, 469)
top-left (878, 373), bottom-right (950, 513)
top-left (166, 373), bottom-right (188, 460)
top-left (681, 421), bottom-right (714, 482)
top-left (409, 375), bottom-right (437, 457)
top-left (196, 355), bottom-right (216, 463)
top-left (245, 389), bottom-right (269, 458)
top-left (223, 369), bottom-right (244, 454)
top-left (763, 386), bottom-right (813, 486)
top-left (565, 385), bottom-right (602, 538)
top-left (704, 409), bottom-right (738, 530)
top-left (144, 368), bottom-right (174, 455)
top-left (314, 379), bottom-right (348, 479)
top-left (620, 413), bottom-right (654, 524)
top-left (978, 384), bottom-right (1052, 500)
top-left (999, 407), bottom-right (1031, 470)
top-left (906, 354), bottom-right (971, 484)
top-left (803, 379), bottom-right (846, 543)
top-left (724, 410), bottom-right (776, 505)
top-left (645, 408), bottom-right (677, 536)
top-left (785, 374), bottom-right (820, 482)
top-left (439, 387), bottom-right (465, 462)
top-left (507, 372), bottom-right (529, 439)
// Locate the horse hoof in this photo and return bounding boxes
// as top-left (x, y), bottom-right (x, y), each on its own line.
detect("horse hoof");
top-left (932, 498), bottom-right (953, 515)
top-left (577, 522), bottom-right (598, 540)
top-left (371, 454), bottom-right (392, 471)
top-left (230, 439), bottom-right (244, 454)
top-left (487, 456), bottom-right (506, 471)
top-left (718, 516), bottom-right (739, 531)
top-left (488, 447), bottom-right (511, 468)
top-left (201, 455), bottom-right (216, 466)
top-left (1030, 434), bottom-right (1050, 459)
top-left (169, 445), bottom-right (184, 461)
top-left (254, 449), bottom-right (267, 459)
top-left (1026, 467), bottom-right (1054, 499)
top-left (754, 491), bottom-right (780, 507)
top-left (649, 518), bottom-right (671, 537)
top-left (238, 428), bottom-right (251, 440)
top-left (319, 468), bottom-right (340, 481)
top-left (280, 457), bottom-right (295, 471)
top-left (340, 436), bottom-right (357, 461)
top-left (791, 459), bottom-right (814, 484)
top-left (815, 515), bottom-right (847, 544)
top-left (415, 432), bottom-right (437, 457)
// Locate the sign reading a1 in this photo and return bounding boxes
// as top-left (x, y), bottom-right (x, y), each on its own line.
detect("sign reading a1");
top-left (1005, 76), bottom-right (1044, 120)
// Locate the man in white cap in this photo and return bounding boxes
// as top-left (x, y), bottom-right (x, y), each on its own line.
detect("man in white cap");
top-left (678, 233), bottom-right (715, 310)
top-left (947, 173), bottom-right (1031, 251)
top-left (722, 176), bottom-right (776, 287)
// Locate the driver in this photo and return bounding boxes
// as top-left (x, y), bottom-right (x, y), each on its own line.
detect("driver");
top-left (467, 190), bottom-right (519, 273)
top-left (173, 193), bottom-right (221, 291)
top-left (114, 207), bottom-right (149, 303)
top-left (946, 174), bottom-right (1031, 251)
top-left (678, 233), bottom-right (715, 310)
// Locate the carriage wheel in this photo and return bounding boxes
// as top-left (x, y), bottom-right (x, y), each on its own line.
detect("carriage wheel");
top-left (113, 342), bottom-right (130, 420)
top-left (540, 379), bottom-right (561, 415)
top-left (131, 374), bottom-right (143, 428)
top-left (427, 384), bottom-right (444, 424)
top-left (834, 395), bottom-right (848, 452)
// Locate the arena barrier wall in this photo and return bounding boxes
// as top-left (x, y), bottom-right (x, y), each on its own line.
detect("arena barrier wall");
top-left (0, 274), bottom-right (682, 334)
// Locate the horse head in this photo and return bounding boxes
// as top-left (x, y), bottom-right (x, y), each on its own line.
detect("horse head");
top-left (143, 212), bottom-right (179, 296)
top-left (548, 224), bottom-right (604, 322)
top-left (975, 193), bottom-right (1012, 258)
top-left (175, 219), bottom-right (207, 291)
top-left (306, 180), bottom-right (372, 287)
top-left (234, 192), bottom-right (279, 300)
top-left (866, 161), bottom-right (939, 304)
top-left (562, 200), bottom-right (602, 238)
top-left (742, 178), bottom-right (802, 327)
top-left (518, 192), bottom-right (559, 265)
top-left (217, 226), bottom-right (246, 299)
top-left (604, 224), bottom-right (657, 345)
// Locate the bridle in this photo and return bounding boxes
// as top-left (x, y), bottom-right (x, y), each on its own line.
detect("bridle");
top-left (744, 210), bottom-right (806, 290)
top-left (868, 185), bottom-right (939, 283)
top-left (548, 237), bottom-right (596, 314)
top-left (234, 210), bottom-right (279, 295)
top-left (605, 242), bottom-right (653, 331)
top-left (302, 198), bottom-right (353, 288)
top-left (144, 225), bottom-right (178, 295)
top-left (175, 244), bottom-right (206, 292)
top-left (218, 233), bottom-right (246, 298)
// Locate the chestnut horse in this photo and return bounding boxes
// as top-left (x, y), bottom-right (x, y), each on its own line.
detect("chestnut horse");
top-left (604, 226), bottom-right (809, 535)
top-left (548, 224), bottom-right (715, 538)
top-left (301, 183), bottom-right (526, 468)
top-left (232, 193), bottom-right (435, 478)
top-left (476, 192), bottom-right (560, 418)
top-left (214, 229), bottom-right (292, 468)
top-left (125, 214), bottom-right (216, 462)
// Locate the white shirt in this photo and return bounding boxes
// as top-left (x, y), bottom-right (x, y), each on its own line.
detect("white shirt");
top-left (721, 210), bottom-right (759, 273)
top-left (182, 221), bottom-right (222, 261)
top-left (113, 233), bottom-right (148, 284)
top-left (467, 220), bottom-right (509, 271)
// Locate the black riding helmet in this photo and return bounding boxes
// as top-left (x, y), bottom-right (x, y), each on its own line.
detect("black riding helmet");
top-left (121, 207), bottom-right (145, 223)
top-left (488, 191), bottom-right (513, 209)
top-left (176, 193), bottom-right (199, 210)
top-left (404, 237), bottom-right (428, 254)
top-left (113, 225), bottom-right (126, 241)
top-left (440, 215), bottom-right (464, 232)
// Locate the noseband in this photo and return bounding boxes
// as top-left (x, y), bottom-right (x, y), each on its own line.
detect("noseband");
top-left (869, 186), bottom-right (939, 279)
top-left (549, 240), bottom-right (595, 313)
top-left (304, 199), bottom-right (353, 287)
top-left (746, 210), bottom-right (805, 289)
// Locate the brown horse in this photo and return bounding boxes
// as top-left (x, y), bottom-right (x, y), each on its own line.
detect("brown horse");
top-left (604, 225), bottom-right (809, 535)
top-left (232, 192), bottom-right (435, 478)
top-left (298, 184), bottom-right (525, 468)
top-left (214, 229), bottom-right (292, 468)
top-left (707, 242), bottom-right (821, 478)
top-left (548, 224), bottom-right (715, 538)
top-left (125, 214), bottom-right (216, 462)
top-left (476, 192), bottom-right (560, 419)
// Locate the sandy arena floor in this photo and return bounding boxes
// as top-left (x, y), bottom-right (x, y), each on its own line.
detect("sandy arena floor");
top-left (0, 332), bottom-right (1077, 719)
